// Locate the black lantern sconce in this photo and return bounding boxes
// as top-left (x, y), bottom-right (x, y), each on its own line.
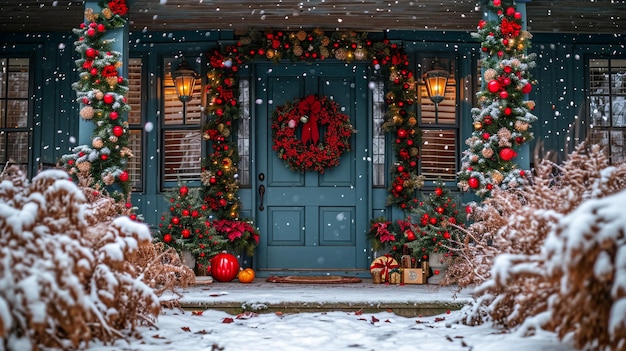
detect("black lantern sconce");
top-left (171, 60), bottom-right (199, 103)
top-left (423, 59), bottom-right (450, 117)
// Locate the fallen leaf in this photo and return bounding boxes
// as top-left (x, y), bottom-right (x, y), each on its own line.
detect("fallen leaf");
top-left (195, 330), bottom-right (210, 335)
top-left (275, 311), bottom-right (284, 317)
top-left (222, 317), bottom-right (234, 324)
top-left (371, 316), bottom-right (379, 323)
top-left (191, 310), bottom-right (203, 316)
top-left (355, 309), bottom-right (363, 316)
top-left (435, 317), bottom-right (446, 322)
top-left (236, 311), bottom-right (258, 319)
top-left (181, 326), bottom-right (191, 332)
top-left (384, 319), bottom-right (391, 323)
top-left (152, 334), bottom-right (165, 339)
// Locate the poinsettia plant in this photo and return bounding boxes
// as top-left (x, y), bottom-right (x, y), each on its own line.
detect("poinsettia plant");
top-left (368, 180), bottom-right (466, 261)
top-left (211, 218), bottom-right (260, 257)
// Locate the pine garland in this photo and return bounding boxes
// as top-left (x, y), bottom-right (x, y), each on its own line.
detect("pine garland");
top-left (457, 0), bottom-right (537, 197)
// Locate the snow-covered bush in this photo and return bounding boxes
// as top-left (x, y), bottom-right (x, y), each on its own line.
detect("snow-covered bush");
top-left (448, 144), bottom-right (626, 350)
top-left (0, 167), bottom-right (163, 350)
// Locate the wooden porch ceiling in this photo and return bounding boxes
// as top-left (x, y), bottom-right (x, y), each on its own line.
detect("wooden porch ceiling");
top-left (0, 1), bottom-right (624, 35)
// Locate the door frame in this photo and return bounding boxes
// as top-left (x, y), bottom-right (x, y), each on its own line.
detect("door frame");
top-left (247, 60), bottom-right (375, 277)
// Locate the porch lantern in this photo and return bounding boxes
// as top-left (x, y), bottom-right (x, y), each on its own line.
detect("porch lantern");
top-left (423, 60), bottom-right (450, 115)
top-left (171, 60), bottom-right (199, 102)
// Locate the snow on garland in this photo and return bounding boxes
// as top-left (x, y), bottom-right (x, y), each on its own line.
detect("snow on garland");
top-left (60, 0), bottom-right (133, 201)
top-left (271, 94), bottom-right (355, 173)
top-left (457, 0), bottom-right (537, 197)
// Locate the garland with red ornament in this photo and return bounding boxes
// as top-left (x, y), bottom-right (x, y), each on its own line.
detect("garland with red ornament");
top-left (203, 29), bottom-right (423, 212)
top-left (271, 94), bottom-right (355, 173)
top-left (60, 0), bottom-right (133, 201)
top-left (457, 0), bottom-right (537, 197)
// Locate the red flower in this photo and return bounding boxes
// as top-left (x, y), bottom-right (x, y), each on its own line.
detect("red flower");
top-left (108, 0), bottom-right (128, 16)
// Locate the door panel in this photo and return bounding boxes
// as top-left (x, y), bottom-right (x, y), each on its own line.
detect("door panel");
top-left (255, 62), bottom-right (370, 275)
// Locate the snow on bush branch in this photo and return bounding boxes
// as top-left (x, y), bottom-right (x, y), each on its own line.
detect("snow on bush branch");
top-left (447, 144), bottom-right (626, 351)
top-left (0, 167), bottom-right (162, 350)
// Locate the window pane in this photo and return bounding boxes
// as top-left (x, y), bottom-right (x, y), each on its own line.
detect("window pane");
top-left (128, 129), bottom-right (143, 190)
top-left (610, 130), bottom-right (626, 164)
top-left (612, 98), bottom-right (626, 126)
top-left (6, 100), bottom-right (28, 128)
top-left (7, 131), bottom-right (29, 163)
top-left (0, 58), bottom-right (5, 98)
top-left (127, 58), bottom-right (142, 125)
top-left (8, 58), bottom-right (29, 99)
top-left (163, 129), bottom-right (201, 182)
top-left (421, 129), bottom-right (457, 181)
top-left (590, 96), bottom-right (610, 127)
top-left (372, 79), bottom-right (386, 187)
top-left (237, 79), bottom-right (251, 187)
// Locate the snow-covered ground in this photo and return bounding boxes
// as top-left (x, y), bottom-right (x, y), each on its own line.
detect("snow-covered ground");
top-left (86, 284), bottom-right (575, 351)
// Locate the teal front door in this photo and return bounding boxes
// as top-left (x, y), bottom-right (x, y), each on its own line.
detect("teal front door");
top-left (254, 62), bottom-right (370, 276)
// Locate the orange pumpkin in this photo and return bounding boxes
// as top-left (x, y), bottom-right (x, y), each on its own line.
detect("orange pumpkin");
top-left (238, 268), bottom-right (255, 283)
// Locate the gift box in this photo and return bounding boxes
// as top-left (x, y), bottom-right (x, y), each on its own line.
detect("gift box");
top-left (402, 268), bottom-right (425, 284)
top-left (369, 255), bottom-right (399, 283)
top-left (389, 269), bottom-right (401, 284)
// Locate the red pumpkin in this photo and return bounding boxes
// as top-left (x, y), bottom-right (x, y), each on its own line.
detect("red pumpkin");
top-left (211, 252), bottom-right (240, 282)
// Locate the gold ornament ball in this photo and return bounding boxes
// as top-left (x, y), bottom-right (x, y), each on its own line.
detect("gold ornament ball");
top-left (473, 122), bottom-right (483, 130)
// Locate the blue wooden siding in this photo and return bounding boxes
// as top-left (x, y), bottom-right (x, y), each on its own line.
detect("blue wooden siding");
top-left (1, 29), bottom-right (624, 229)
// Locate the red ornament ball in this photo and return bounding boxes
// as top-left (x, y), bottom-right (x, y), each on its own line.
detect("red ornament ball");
top-left (100, 154), bottom-right (108, 161)
top-left (397, 129), bottom-right (408, 139)
top-left (522, 83), bottom-right (533, 94)
top-left (182, 209), bottom-right (190, 216)
top-left (504, 107), bottom-right (512, 115)
top-left (113, 125), bottom-right (124, 137)
top-left (85, 48), bottom-right (97, 58)
top-left (103, 94), bottom-right (115, 104)
top-left (434, 187), bottom-right (443, 196)
top-left (182, 229), bottom-right (191, 238)
top-left (171, 217), bottom-right (180, 225)
top-left (163, 233), bottom-right (172, 243)
top-left (499, 91), bottom-right (509, 99)
top-left (493, 0), bottom-right (501, 6)
top-left (179, 185), bottom-right (189, 196)
top-left (487, 80), bottom-right (501, 93)
top-left (109, 111), bottom-right (118, 120)
top-left (219, 198), bottom-right (228, 207)
top-left (482, 132), bottom-right (491, 140)
top-left (405, 230), bottom-right (416, 241)
top-left (394, 184), bottom-right (404, 193)
top-left (499, 147), bottom-right (518, 161)
top-left (118, 170), bottom-right (129, 182)
top-left (468, 177), bottom-right (480, 189)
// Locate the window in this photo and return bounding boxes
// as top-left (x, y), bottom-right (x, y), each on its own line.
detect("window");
top-left (237, 77), bottom-right (251, 187)
top-left (126, 57), bottom-right (143, 191)
top-left (0, 57), bottom-right (31, 174)
top-left (372, 79), bottom-right (386, 187)
top-left (162, 58), bottom-right (203, 186)
top-left (588, 58), bottom-right (626, 164)
top-left (418, 57), bottom-right (458, 182)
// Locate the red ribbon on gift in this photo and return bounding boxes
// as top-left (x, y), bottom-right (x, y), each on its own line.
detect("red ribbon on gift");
top-left (298, 95), bottom-right (321, 145)
top-left (370, 255), bottom-right (399, 282)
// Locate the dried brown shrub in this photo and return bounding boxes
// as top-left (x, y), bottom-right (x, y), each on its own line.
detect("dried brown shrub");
top-left (447, 144), bottom-right (626, 350)
top-left (0, 166), bottom-right (193, 350)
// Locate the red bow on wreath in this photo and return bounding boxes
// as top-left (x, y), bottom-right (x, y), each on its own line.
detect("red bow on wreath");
top-left (298, 95), bottom-right (321, 144)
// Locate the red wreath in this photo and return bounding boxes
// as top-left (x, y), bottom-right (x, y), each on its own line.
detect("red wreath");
top-left (272, 95), bottom-right (354, 173)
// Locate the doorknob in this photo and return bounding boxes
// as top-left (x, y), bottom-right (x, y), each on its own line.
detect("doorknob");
top-left (258, 184), bottom-right (265, 211)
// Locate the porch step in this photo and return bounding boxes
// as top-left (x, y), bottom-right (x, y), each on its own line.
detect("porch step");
top-left (174, 279), bottom-right (473, 317)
